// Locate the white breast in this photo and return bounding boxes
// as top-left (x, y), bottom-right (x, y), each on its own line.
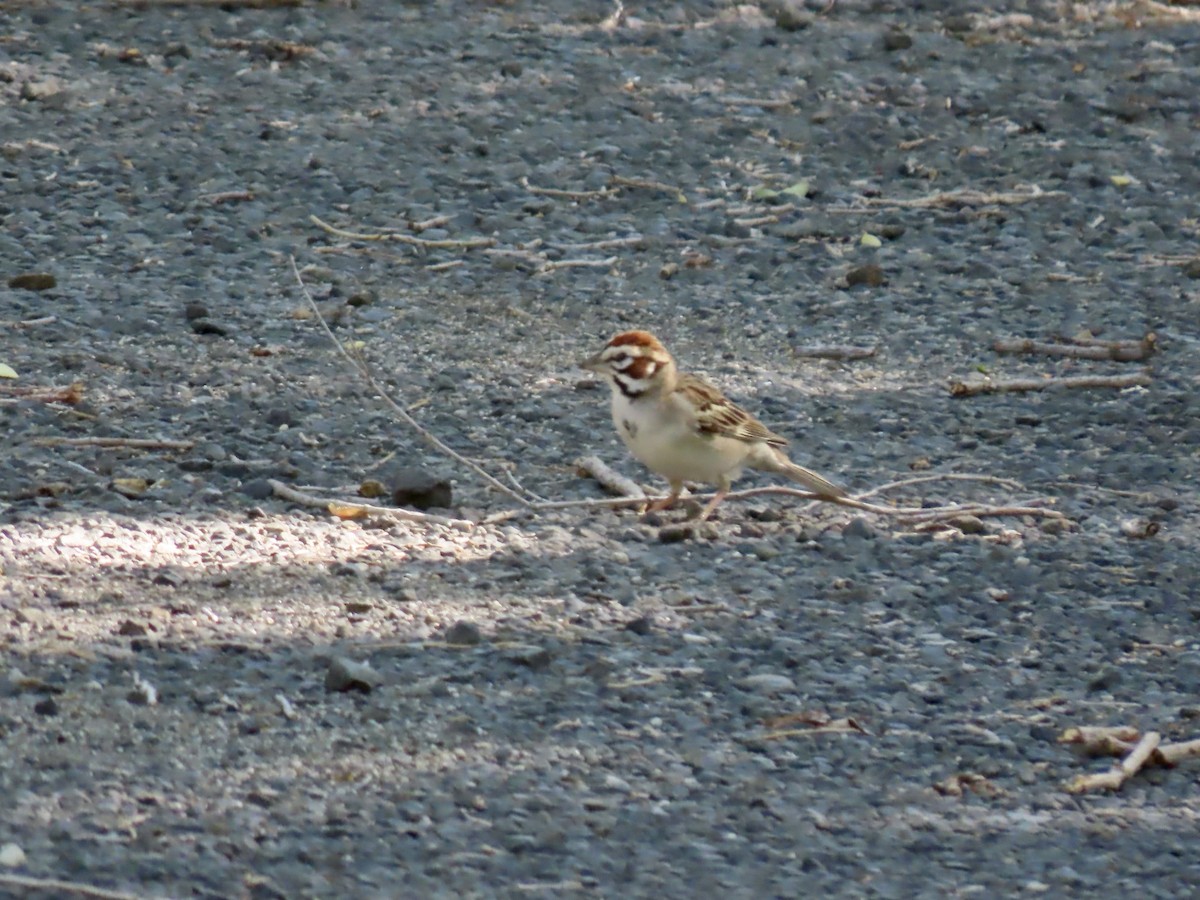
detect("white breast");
top-left (610, 391), bottom-right (750, 485)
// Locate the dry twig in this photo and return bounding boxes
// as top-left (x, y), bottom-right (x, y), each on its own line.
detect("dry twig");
top-left (289, 256), bottom-right (531, 507)
top-left (0, 872), bottom-right (149, 900)
top-left (992, 335), bottom-right (1156, 361)
top-left (574, 455), bottom-right (646, 500)
top-left (201, 190), bottom-right (256, 205)
top-left (536, 256), bottom-right (618, 274)
top-left (862, 185), bottom-right (1065, 209)
top-left (521, 179), bottom-right (617, 201)
top-left (610, 174), bottom-right (687, 202)
top-left (1066, 731), bottom-right (1162, 793)
top-left (310, 214), bottom-right (495, 250)
top-left (547, 236), bottom-right (648, 252)
top-left (949, 371), bottom-right (1151, 397)
top-left (30, 437), bottom-right (194, 451)
top-left (793, 344), bottom-right (879, 360)
top-left (0, 382), bottom-right (83, 405)
top-left (851, 473), bottom-right (1024, 502)
top-left (570, 463), bottom-right (1065, 525)
top-left (1, 315), bottom-right (56, 328)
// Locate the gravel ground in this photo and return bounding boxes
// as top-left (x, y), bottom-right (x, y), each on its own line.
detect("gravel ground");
top-left (2, 1), bottom-right (1200, 897)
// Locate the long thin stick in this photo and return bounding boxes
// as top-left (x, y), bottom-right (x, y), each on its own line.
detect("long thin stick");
top-left (950, 371), bottom-right (1151, 397)
top-left (793, 344), bottom-right (878, 360)
top-left (309, 215), bottom-right (495, 250)
top-left (31, 437), bottom-right (194, 450)
top-left (569, 461), bottom-right (1067, 522)
top-left (289, 256), bottom-right (531, 507)
top-left (992, 336), bottom-right (1155, 362)
top-left (0, 873), bottom-right (150, 900)
top-left (852, 473), bottom-right (1024, 501)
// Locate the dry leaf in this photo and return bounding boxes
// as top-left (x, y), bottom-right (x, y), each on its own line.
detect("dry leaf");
top-left (934, 773), bottom-right (1004, 798)
top-left (358, 480), bottom-right (387, 499)
top-left (327, 501), bottom-right (369, 520)
top-left (0, 364), bottom-right (17, 379)
top-left (111, 477), bottom-right (151, 498)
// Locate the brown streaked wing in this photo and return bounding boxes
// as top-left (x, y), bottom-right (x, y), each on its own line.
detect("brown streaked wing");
top-left (676, 374), bottom-right (788, 447)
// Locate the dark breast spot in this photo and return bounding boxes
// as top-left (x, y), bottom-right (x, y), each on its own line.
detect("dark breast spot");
top-left (621, 419), bottom-right (638, 439)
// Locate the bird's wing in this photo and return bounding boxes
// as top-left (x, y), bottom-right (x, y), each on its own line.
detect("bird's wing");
top-left (674, 373), bottom-right (788, 448)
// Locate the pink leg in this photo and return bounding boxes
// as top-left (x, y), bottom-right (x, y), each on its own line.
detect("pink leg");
top-left (694, 487), bottom-right (728, 523)
top-left (643, 480), bottom-right (683, 515)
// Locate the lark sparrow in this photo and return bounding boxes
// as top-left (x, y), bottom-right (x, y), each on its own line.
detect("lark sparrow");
top-left (581, 330), bottom-right (846, 522)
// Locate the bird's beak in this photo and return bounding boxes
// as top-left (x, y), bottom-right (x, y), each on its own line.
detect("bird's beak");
top-left (579, 352), bottom-right (606, 373)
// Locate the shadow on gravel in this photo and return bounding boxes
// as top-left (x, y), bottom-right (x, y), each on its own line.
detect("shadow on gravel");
top-left (4, 499), bottom-right (1200, 897)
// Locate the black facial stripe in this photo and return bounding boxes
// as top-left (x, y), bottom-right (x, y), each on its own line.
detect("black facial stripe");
top-left (613, 373), bottom-right (647, 399)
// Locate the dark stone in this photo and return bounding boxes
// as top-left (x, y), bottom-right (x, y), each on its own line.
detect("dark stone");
top-left (444, 621), bottom-right (483, 646)
top-left (190, 319), bottom-right (229, 337)
top-left (241, 478), bottom-right (275, 500)
top-left (1087, 667), bottom-right (1122, 692)
top-left (34, 697), bottom-right (59, 716)
top-left (390, 468), bottom-right (452, 511)
top-left (116, 619), bottom-right (148, 637)
top-left (8, 273), bottom-right (56, 291)
top-left (325, 657), bottom-right (382, 693)
top-left (846, 264), bottom-right (886, 287)
top-left (624, 615), bottom-right (653, 635)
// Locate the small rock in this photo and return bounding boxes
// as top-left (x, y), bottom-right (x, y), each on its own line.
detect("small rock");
top-left (0, 843), bottom-right (25, 868)
top-left (325, 656), bottom-right (382, 693)
top-left (117, 619), bottom-right (148, 637)
top-left (763, 0), bottom-right (813, 31)
top-left (737, 673), bottom-right (796, 694)
top-left (8, 272), bottom-right (56, 291)
top-left (20, 79), bottom-right (67, 102)
top-left (33, 696), bottom-right (59, 716)
top-left (190, 319), bottom-right (229, 337)
top-left (949, 515), bottom-right (987, 535)
top-left (444, 621), bottom-right (483, 646)
top-left (128, 672), bottom-right (158, 706)
top-left (845, 264), bottom-right (886, 287)
top-left (264, 407), bottom-right (294, 428)
top-left (503, 645), bottom-right (553, 671)
top-left (882, 28), bottom-right (913, 51)
top-left (1040, 518), bottom-right (1072, 535)
top-left (1087, 667), bottom-right (1122, 693)
top-left (1182, 259), bottom-right (1200, 279)
top-left (1119, 518), bottom-right (1160, 539)
top-left (942, 14), bottom-right (975, 33)
top-left (624, 615), bottom-right (654, 636)
top-left (241, 478), bottom-right (275, 500)
top-left (842, 517), bottom-right (877, 540)
top-left (657, 523), bottom-right (694, 543)
top-left (184, 302), bottom-right (209, 320)
top-left (753, 543), bottom-right (779, 561)
top-left (389, 467), bottom-right (452, 511)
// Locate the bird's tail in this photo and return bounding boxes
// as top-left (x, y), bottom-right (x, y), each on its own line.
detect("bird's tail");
top-left (751, 446), bottom-right (847, 498)
top-left (781, 460), bottom-right (847, 499)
